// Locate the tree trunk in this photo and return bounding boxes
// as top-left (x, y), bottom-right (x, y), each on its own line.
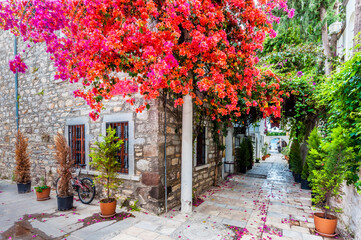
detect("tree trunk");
top-left (107, 176), bottom-right (110, 200)
top-left (320, 4), bottom-right (333, 75)
top-left (354, 0), bottom-right (361, 51)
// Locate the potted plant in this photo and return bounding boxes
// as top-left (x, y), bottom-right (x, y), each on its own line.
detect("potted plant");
top-left (15, 130), bottom-right (32, 193)
top-left (34, 175), bottom-right (51, 201)
top-left (301, 128), bottom-right (321, 190)
top-left (90, 127), bottom-right (123, 217)
top-left (289, 140), bottom-right (302, 183)
top-left (311, 127), bottom-right (355, 237)
top-left (261, 143), bottom-right (268, 160)
top-left (55, 133), bottom-right (74, 211)
top-left (255, 158), bottom-right (260, 163)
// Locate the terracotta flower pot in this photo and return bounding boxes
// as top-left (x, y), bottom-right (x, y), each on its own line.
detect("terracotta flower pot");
top-left (314, 212), bottom-right (338, 237)
top-left (262, 156), bottom-right (266, 160)
top-left (35, 186), bottom-right (51, 201)
top-left (100, 198), bottom-right (117, 217)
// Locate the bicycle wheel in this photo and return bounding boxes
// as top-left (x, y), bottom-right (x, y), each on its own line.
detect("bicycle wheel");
top-left (78, 177), bottom-right (96, 204)
top-left (55, 177), bottom-right (74, 197)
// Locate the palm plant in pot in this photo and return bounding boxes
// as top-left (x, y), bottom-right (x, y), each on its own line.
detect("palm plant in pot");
top-left (15, 130), bottom-right (32, 193)
top-left (55, 133), bottom-right (74, 211)
top-left (90, 127), bottom-right (123, 218)
top-left (34, 174), bottom-right (51, 201)
top-left (311, 127), bottom-right (355, 237)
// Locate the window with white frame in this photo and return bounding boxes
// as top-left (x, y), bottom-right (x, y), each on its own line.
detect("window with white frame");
top-left (65, 117), bottom-right (89, 170)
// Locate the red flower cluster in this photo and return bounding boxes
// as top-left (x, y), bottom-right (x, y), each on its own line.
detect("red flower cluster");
top-left (0, 0), bottom-right (293, 121)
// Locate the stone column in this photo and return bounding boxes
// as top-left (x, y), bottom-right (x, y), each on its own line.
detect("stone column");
top-left (181, 94), bottom-right (193, 213)
top-left (225, 127), bottom-right (234, 173)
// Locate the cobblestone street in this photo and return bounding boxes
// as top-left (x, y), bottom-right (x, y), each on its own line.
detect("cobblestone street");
top-left (1, 153), bottom-right (339, 240)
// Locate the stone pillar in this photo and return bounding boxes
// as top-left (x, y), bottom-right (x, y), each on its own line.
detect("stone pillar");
top-left (225, 127), bottom-right (234, 173)
top-left (181, 94), bottom-right (193, 213)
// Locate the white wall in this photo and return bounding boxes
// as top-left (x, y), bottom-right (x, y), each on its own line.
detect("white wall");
top-left (338, 0), bottom-right (356, 59)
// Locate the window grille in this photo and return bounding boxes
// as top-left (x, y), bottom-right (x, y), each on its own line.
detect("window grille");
top-left (106, 122), bottom-right (129, 174)
top-left (68, 125), bottom-right (85, 168)
top-left (196, 127), bottom-right (206, 166)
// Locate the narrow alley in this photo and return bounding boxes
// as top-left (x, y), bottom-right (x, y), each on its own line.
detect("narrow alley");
top-left (0, 153), bottom-right (336, 240)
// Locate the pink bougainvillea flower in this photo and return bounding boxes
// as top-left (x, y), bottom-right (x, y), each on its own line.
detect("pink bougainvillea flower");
top-left (9, 55), bottom-right (28, 74)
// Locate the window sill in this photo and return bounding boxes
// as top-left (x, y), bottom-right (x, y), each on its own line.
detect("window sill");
top-left (82, 170), bottom-right (140, 181)
top-left (195, 163), bottom-right (210, 171)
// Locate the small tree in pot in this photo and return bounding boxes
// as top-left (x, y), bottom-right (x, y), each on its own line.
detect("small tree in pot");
top-left (261, 143), bottom-right (268, 160)
top-left (90, 127), bottom-right (123, 217)
top-left (311, 127), bottom-right (355, 237)
top-left (15, 130), bottom-right (32, 193)
top-left (55, 133), bottom-right (74, 211)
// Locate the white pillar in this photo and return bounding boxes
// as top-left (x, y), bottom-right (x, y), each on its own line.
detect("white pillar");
top-left (181, 95), bottom-right (193, 213)
top-left (225, 127), bottom-right (233, 173)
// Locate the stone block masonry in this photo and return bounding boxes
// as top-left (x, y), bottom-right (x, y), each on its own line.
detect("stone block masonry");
top-left (0, 31), bottom-right (163, 213)
top-left (0, 30), bottom-right (222, 214)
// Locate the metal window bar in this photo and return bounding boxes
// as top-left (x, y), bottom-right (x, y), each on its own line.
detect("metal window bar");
top-left (196, 127), bottom-right (206, 166)
top-left (68, 125), bottom-right (85, 168)
top-left (106, 122), bottom-right (129, 174)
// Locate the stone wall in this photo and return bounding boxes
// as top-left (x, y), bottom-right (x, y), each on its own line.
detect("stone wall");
top-left (0, 30), bottom-right (164, 213)
top-left (330, 178), bottom-right (361, 239)
top-left (0, 30), bottom-right (223, 214)
top-left (156, 101), bottom-right (222, 211)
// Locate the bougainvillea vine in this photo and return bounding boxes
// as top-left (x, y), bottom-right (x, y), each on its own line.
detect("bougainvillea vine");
top-left (0, 0), bottom-right (293, 121)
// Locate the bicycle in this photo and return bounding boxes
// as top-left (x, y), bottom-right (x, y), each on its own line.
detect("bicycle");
top-left (55, 165), bottom-right (96, 204)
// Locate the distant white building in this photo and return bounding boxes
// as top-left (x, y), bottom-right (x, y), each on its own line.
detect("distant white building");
top-left (337, 0), bottom-right (356, 59)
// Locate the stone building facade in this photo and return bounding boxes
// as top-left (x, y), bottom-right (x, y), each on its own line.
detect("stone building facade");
top-left (0, 30), bottom-right (221, 213)
top-left (332, 0), bottom-right (361, 238)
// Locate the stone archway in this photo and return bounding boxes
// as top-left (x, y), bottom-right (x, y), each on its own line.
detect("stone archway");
top-left (264, 136), bottom-right (290, 150)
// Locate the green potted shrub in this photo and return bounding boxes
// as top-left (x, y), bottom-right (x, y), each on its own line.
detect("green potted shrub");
top-left (281, 145), bottom-right (290, 161)
top-left (289, 140), bottom-right (302, 183)
top-left (235, 139), bottom-right (249, 173)
top-left (301, 128), bottom-right (322, 190)
top-left (90, 127), bottom-right (123, 217)
top-left (34, 175), bottom-right (51, 201)
top-left (261, 143), bottom-right (268, 160)
top-left (55, 133), bottom-right (74, 211)
top-left (15, 130), bottom-right (32, 194)
top-left (311, 127), bottom-right (355, 237)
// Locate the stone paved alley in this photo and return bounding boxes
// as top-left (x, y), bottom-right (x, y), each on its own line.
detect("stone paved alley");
top-left (0, 153), bottom-right (343, 240)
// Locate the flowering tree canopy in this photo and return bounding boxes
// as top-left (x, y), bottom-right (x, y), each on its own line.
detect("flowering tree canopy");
top-left (0, 0), bottom-right (293, 121)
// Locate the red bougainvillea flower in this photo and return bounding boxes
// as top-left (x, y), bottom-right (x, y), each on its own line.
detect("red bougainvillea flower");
top-left (0, 0), bottom-right (294, 122)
